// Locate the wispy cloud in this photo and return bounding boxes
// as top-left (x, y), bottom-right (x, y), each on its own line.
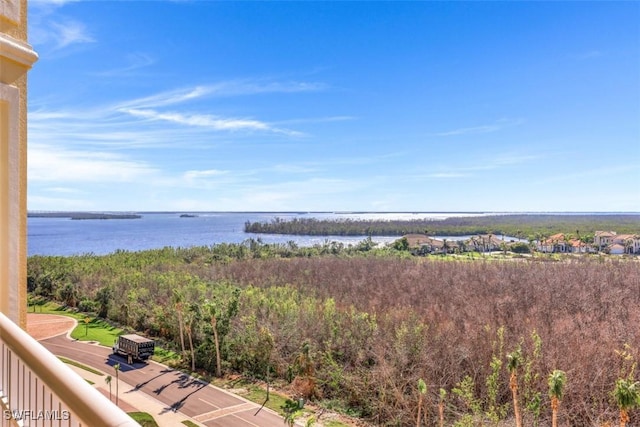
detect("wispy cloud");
top-left (29, 79), bottom-right (325, 150)
top-left (30, 17), bottom-right (94, 52)
top-left (436, 118), bottom-right (524, 137)
top-left (425, 172), bottom-right (470, 179)
top-left (92, 53), bottom-right (156, 77)
top-left (183, 169), bottom-right (229, 180)
top-left (115, 80), bottom-right (327, 110)
top-left (203, 80), bottom-right (328, 98)
top-left (535, 164), bottom-right (640, 185)
top-left (228, 177), bottom-right (362, 211)
top-left (409, 152), bottom-right (541, 180)
top-left (275, 116), bottom-right (356, 125)
top-left (115, 87), bottom-right (213, 110)
top-left (120, 108), bottom-right (305, 136)
top-left (28, 144), bottom-right (158, 183)
top-left (31, 0), bottom-right (81, 6)
top-left (49, 20), bottom-right (94, 48)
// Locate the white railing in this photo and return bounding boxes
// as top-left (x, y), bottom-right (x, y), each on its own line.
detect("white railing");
top-left (0, 312), bottom-right (139, 427)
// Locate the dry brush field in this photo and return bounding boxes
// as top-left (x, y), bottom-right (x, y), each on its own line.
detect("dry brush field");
top-left (29, 249), bottom-right (640, 426)
top-left (204, 257), bottom-right (640, 426)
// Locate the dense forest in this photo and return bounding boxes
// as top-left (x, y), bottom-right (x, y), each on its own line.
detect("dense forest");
top-left (27, 241), bottom-right (640, 426)
top-left (244, 214), bottom-right (640, 239)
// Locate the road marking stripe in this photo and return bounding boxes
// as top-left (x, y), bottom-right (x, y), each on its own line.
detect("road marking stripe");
top-left (230, 412), bottom-right (261, 427)
top-left (197, 397), bottom-right (220, 409)
top-left (193, 402), bottom-right (255, 422)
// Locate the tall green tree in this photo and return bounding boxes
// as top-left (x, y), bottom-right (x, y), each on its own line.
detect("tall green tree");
top-left (105, 375), bottom-right (112, 401)
top-left (507, 347), bottom-right (523, 427)
top-left (114, 363), bottom-right (120, 405)
top-left (438, 388), bottom-right (446, 427)
top-left (95, 285), bottom-right (112, 318)
top-left (203, 286), bottom-right (240, 377)
top-left (548, 370), bottom-right (566, 427)
top-left (184, 302), bottom-right (200, 372)
top-left (416, 378), bottom-right (427, 427)
top-left (614, 378), bottom-right (639, 427)
top-left (172, 287), bottom-right (187, 360)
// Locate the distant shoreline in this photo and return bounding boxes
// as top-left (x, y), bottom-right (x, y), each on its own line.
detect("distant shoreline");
top-left (28, 212), bottom-right (141, 220)
top-left (244, 213), bottom-right (640, 237)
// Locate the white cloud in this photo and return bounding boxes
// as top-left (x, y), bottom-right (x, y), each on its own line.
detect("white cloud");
top-left (183, 169), bottom-right (229, 180)
top-left (31, 0), bottom-right (80, 6)
top-left (28, 194), bottom-right (93, 211)
top-left (121, 108), bottom-right (305, 136)
top-left (30, 17), bottom-right (94, 51)
top-left (115, 80), bottom-right (326, 110)
top-left (43, 186), bottom-right (84, 194)
top-left (437, 118), bottom-right (524, 137)
top-left (425, 172), bottom-right (469, 179)
top-left (92, 53), bottom-right (156, 77)
top-left (28, 144), bottom-right (158, 183)
top-left (116, 87), bottom-right (213, 110)
top-left (50, 20), bottom-right (94, 48)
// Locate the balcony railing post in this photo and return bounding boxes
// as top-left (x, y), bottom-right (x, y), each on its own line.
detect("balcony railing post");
top-left (0, 312), bottom-right (139, 426)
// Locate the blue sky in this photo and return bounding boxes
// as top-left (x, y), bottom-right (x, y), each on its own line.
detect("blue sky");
top-left (27, 1), bottom-right (640, 212)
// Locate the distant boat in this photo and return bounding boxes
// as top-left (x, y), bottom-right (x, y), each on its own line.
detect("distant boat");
top-left (179, 214), bottom-right (198, 218)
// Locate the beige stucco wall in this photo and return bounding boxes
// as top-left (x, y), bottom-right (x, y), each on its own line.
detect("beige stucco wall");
top-left (1, 0), bottom-right (37, 328)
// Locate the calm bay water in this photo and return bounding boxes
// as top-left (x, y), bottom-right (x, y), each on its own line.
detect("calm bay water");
top-left (28, 212), bottom-right (485, 256)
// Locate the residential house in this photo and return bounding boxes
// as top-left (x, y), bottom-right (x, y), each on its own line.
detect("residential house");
top-left (466, 234), bottom-right (504, 252)
top-left (569, 239), bottom-right (593, 254)
top-left (611, 234), bottom-right (640, 254)
top-left (401, 234), bottom-right (448, 254)
top-left (608, 244), bottom-right (626, 255)
top-left (537, 233), bottom-right (573, 253)
top-left (0, 3), bottom-right (139, 425)
top-left (594, 231), bottom-right (617, 251)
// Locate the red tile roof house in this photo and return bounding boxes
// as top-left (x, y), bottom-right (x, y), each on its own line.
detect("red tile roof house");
top-left (466, 234), bottom-right (505, 252)
top-left (594, 231), bottom-right (617, 251)
top-left (610, 234), bottom-right (640, 254)
top-left (401, 234), bottom-right (451, 254)
top-left (607, 243), bottom-right (626, 255)
top-left (537, 233), bottom-right (571, 253)
top-left (569, 238), bottom-right (593, 254)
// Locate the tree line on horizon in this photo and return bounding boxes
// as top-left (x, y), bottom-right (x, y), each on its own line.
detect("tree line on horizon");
top-left (26, 242), bottom-right (640, 426)
top-left (244, 214), bottom-right (640, 240)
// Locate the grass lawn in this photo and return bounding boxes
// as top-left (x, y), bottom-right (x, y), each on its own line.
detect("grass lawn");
top-left (33, 302), bottom-right (123, 346)
top-left (181, 421), bottom-right (199, 427)
top-left (229, 379), bottom-right (353, 425)
top-left (58, 356), bottom-right (104, 376)
top-left (32, 301), bottom-right (182, 365)
top-left (152, 346), bottom-right (181, 365)
top-left (127, 412), bottom-right (159, 427)
top-left (70, 317), bottom-right (122, 347)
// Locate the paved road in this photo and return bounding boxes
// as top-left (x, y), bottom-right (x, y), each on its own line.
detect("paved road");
top-left (41, 335), bottom-right (284, 427)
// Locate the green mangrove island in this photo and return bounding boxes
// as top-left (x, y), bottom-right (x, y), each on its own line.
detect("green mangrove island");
top-left (244, 213), bottom-right (640, 239)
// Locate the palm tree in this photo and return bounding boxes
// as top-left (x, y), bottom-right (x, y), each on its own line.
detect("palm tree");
top-left (114, 363), bottom-right (120, 406)
top-left (282, 399), bottom-right (303, 427)
top-left (105, 375), bottom-right (112, 401)
top-left (172, 288), bottom-right (187, 361)
top-left (184, 303), bottom-right (197, 372)
top-left (204, 299), bottom-right (222, 377)
top-left (438, 388), bottom-right (447, 427)
top-left (613, 378), bottom-right (639, 427)
top-left (507, 348), bottom-right (523, 427)
top-left (548, 370), bottom-right (566, 427)
top-left (417, 378), bottom-right (427, 427)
